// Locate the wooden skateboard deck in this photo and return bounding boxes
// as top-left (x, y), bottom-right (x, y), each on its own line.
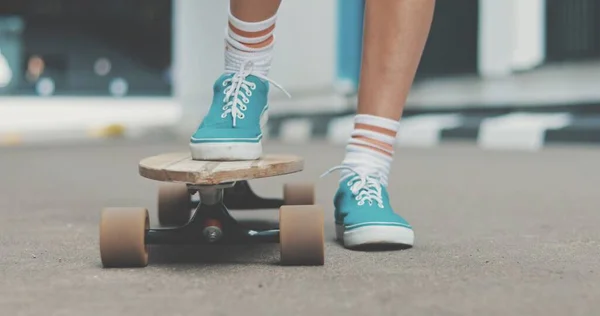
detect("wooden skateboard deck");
top-left (139, 152), bottom-right (304, 185)
top-left (98, 152), bottom-right (324, 269)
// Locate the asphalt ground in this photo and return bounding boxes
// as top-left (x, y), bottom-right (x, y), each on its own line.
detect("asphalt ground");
top-left (1, 140), bottom-right (599, 315)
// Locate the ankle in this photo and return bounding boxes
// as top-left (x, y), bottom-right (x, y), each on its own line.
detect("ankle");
top-left (228, 13), bottom-right (276, 49)
top-left (225, 10), bottom-right (277, 76)
top-left (340, 114), bottom-right (399, 186)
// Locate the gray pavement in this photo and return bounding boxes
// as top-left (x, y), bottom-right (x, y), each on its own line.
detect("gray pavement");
top-left (1, 140), bottom-right (599, 316)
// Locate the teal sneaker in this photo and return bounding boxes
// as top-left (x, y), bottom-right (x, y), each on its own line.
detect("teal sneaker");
top-left (189, 61), bottom-right (288, 160)
top-left (323, 166), bottom-right (414, 248)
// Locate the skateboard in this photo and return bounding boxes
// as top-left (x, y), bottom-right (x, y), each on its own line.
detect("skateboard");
top-left (98, 152), bottom-right (325, 268)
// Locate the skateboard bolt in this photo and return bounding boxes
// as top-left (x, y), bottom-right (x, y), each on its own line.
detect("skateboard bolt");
top-left (202, 219), bottom-right (223, 243)
top-left (203, 226), bottom-right (222, 242)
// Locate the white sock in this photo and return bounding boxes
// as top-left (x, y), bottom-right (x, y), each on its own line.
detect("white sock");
top-left (340, 114), bottom-right (400, 186)
top-left (225, 10), bottom-right (277, 77)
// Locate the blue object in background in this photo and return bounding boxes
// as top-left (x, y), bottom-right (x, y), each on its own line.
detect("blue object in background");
top-left (0, 16), bottom-right (24, 95)
top-left (335, 0), bottom-right (364, 96)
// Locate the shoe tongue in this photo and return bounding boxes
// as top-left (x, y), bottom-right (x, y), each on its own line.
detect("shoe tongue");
top-left (344, 165), bottom-right (383, 181)
top-left (244, 74), bottom-right (267, 86)
top-left (224, 72), bottom-right (266, 89)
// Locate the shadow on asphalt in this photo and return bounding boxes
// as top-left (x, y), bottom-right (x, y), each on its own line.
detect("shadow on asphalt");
top-left (147, 244), bottom-right (280, 266)
top-left (347, 244), bottom-right (413, 252)
top-left (146, 218), bottom-right (281, 266)
top-left (107, 217), bottom-right (410, 268)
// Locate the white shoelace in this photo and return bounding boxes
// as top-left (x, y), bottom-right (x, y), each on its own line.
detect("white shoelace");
top-left (222, 38), bottom-right (290, 126)
top-left (221, 60), bottom-right (290, 127)
top-left (321, 165), bottom-right (386, 208)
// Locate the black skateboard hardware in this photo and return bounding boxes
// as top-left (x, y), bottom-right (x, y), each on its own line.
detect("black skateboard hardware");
top-left (147, 181), bottom-right (281, 245)
top-left (223, 180), bottom-right (285, 210)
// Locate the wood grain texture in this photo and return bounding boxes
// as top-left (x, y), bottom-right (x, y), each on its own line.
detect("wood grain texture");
top-left (139, 153), bottom-right (304, 185)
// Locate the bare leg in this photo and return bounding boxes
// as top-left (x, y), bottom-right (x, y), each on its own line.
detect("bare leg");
top-left (228, 0), bottom-right (282, 50)
top-left (358, 0), bottom-right (435, 120)
top-left (230, 0), bottom-right (282, 22)
top-left (325, 0), bottom-right (435, 249)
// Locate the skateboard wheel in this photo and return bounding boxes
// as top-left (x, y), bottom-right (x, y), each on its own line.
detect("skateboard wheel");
top-left (279, 205), bottom-right (324, 266)
top-left (158, 183), bottom-right (191, 227)
top-left (283, 183), bottom-right (315, 205)
top-left (99, 207), bottom-right (149, 268)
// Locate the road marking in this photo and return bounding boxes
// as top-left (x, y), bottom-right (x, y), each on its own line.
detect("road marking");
top-left (0, 133), bottom-right (22, 146)
top-left (88, 124), bottom-right (127, 138)
top-left (478, 112), bottom-right (572, 150)
top-left (396, 114), bottom-right (463, 147)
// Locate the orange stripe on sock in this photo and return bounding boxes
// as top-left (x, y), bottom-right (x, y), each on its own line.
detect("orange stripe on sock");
top-left (355, 123), bottom-right (396, 137)
top-left (352, 123), bottom-right (396, 156)
top-left (229, 23), bottom-right (275, 38)
top-left (229, 23), bottom-right (275, 49)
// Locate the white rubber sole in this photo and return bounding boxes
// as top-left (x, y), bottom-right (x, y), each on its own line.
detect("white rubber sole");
top-left (189, 141), bottom-right (262, 161)
top-left (336, 224), bottom-right (415, 248)
top-left (190, 107), bottom-right (268, 161)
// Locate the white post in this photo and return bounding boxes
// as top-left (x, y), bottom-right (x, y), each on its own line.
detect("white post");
top-left (512, 0), bottom-right (546, 71)
top-left (478, 0), bottom-right (516, 78)
top-left (478, 0), bottom-right (546, 78)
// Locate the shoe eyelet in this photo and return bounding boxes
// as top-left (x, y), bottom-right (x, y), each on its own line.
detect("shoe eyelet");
top-left (220, 114), bottom-right (227, 118)
top-left (243, 99), bottom-right (249, 104)
top-left (239, 113), bottom-right (245, 119)
top-left (357, 201), bottom-right (364, 206)
top-left (247, 91), bottom-right (253, 96)
top-left (251, 84), bottom-right (256, 90)
top-left (240, 105), bottom-right (247, 111)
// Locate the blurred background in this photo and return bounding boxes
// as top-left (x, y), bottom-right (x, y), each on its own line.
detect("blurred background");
top-left (1, 0), bottom-right (599, 147)
top-left (2, 2), bottom-right (600, 314)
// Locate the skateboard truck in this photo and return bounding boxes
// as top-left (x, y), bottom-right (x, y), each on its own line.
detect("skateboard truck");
top-left (146, 182), bottom-right (280, 245)
top-left (187, 181), bottom-right (284, 212)
top-left (223, 181), bottom-right (285, 210)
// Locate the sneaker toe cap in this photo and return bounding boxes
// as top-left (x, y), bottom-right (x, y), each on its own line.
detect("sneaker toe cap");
top-left (343, 211), bottom-right (412, 230)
